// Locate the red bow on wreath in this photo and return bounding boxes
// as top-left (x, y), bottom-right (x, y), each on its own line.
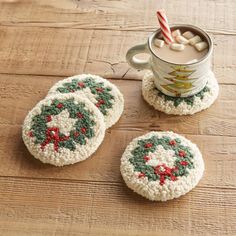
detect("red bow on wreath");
top-left (154, 164), bottom-right (178, 185)
top-left (41, 127), bottom-right (70, 152)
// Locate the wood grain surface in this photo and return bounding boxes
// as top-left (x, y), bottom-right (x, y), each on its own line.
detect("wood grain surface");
top-left (0, 0), bottom-right (235, 235)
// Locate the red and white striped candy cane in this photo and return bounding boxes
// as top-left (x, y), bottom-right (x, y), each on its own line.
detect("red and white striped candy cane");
top-left (156, 10), bottom-right (174, 44)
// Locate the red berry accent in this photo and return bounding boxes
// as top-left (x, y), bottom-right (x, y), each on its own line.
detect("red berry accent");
top-left (46, 115), bottom-right (52, 122)
top-left (143, 156), bottom-right (150, 162)
top-left (138, 173), bottom-right (145, 178)
top-left (77, 112), bottom-right (84, 118)
top-left (165, 168), bottom-right (172, 175)
top-left (169, 140), bottom-right (176, 146)
top-left (154, 165), bottom-right (161, 174)
top-left (180, 161), bottom-right (188, 166)
top-left (28, 131), bottom-right (33, 137)
top-left (62, 135), bottom-right (70, 141)
top-left (81, 127), bottom-right (86, 134)
top-left (74, 131), bottom-right (80, 138)
top-left (96, 87), bottom-right (103, 92)
top-left (179, 150), bottom-right (186, 157)
top-left (70, 89), bottom-right (75, 92)
top-left (145, 143), bottom-right (153, 148)
top-left (160, 175), bottom-right (165, 185)
top-left (96, 99), bottom-right (105, 108)
top-left (78, 82), bottom-right (85, 88)
top-left (57, 103), bottom-right (63, 109)
top-left (171, 175), bottom-right (177, 181)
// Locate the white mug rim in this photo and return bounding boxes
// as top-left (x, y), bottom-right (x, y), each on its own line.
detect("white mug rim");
top-left (147, 24), bottom-right (213, 66)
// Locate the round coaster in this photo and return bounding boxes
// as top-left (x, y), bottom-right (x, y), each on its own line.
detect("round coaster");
top-left (48, 74), bottom-right (124, 128)
top-left (120, 131), bottom-right (204, 201)
top-left (142, 71), bottom-right (219, 115)
top-left (22, 94), bottom-right (105, 166)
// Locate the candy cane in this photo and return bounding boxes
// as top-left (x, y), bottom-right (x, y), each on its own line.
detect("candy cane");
top-left (156, 9), bottom-right (174, 44)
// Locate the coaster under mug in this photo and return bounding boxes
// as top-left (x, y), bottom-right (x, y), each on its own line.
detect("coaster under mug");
top-left (142, 71), bottom-right (219, 115)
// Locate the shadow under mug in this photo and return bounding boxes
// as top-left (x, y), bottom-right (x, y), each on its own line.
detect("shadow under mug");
top-left (126, 24), bottom-right (213, 97)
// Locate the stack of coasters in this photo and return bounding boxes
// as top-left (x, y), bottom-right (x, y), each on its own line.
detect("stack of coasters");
top-left (48, 74), bottom-right (124, 129)
top-left (142, 71), bottom-right (219, 115)
top-left (120, 131), bottom-right (204, 201)
top-left (22, 74), bottom-right (124, 166)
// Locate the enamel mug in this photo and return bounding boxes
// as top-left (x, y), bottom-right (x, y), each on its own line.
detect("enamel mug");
top-left (126, 25), bottom-right (213, 97)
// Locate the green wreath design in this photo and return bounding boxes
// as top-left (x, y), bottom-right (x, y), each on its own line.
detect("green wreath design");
top-left (129, 135), bottom-right (195, 185)
top-left (56, 76), bottom-right (114, 115)
top-left (157, 85), bottom-right (210, 107)
top-left (28, 98), bottom-right (96, 152)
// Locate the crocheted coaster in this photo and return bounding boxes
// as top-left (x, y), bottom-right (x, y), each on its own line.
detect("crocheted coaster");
top-left (142, 71), bottom-right (219, 115)
top-left (48, 74), bottom-right (124, 128)
top-left (22, 94), bottom-right (105, 166)
top-left (120, 131), bottom-right (204, 201)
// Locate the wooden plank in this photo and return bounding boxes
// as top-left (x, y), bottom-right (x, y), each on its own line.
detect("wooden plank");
top-left (0, 177), bottom-right (235, 236)
top-left (0, 74), bottom-right (235, 136)
top-left (0, 0), bottom-right (235, 33)
top-left (0, 75), bottom-right (235, 186)
top-left (0, 26), bottom-right (235, 84)
top-left (0, 122), bottom-right (236, 187)
top-left (0, 75), bottom-right (235, 187)
top-left (0, 125), bottom-right (236, 188)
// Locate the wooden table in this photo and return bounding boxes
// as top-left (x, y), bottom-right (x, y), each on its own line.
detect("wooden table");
top-left (0, 0), bottom-right (235, 235)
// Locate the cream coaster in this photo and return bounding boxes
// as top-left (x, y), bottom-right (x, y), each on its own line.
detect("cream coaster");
top-left (142, 71), bottom-right (219, 115)
top-left (48, 74), bottom-right (124, 128)
top-left (22, 94), bottom-right (105, 166)
top-left (120, 131), bottom-right (204, 201)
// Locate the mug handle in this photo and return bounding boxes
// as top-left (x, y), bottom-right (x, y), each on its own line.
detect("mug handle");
top-left (126, 43), bottom-right (151, 70)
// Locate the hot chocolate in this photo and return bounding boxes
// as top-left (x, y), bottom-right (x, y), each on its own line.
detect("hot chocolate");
top-left (151, 27), bottom-right (209, 64)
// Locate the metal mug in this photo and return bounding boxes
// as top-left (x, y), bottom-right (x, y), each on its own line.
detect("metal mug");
top-left (126, 24), bottom-right (213, 97)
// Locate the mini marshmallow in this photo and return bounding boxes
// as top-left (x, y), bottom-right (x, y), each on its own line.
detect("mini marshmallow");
top-left (189, 35), bottom-right (202, 45)
top-left (195, 41), bottom-right (208, 51)
top-left (176, 35), bottom-right (189, 45)
top-left (170, 43), bottom-right (185, 51)
top-left (154, 38), bottom-right (164, 48)
top-left (172, 29), bottom-right (181, 37)
top-left (182, 31), bottom-right (195, 39)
